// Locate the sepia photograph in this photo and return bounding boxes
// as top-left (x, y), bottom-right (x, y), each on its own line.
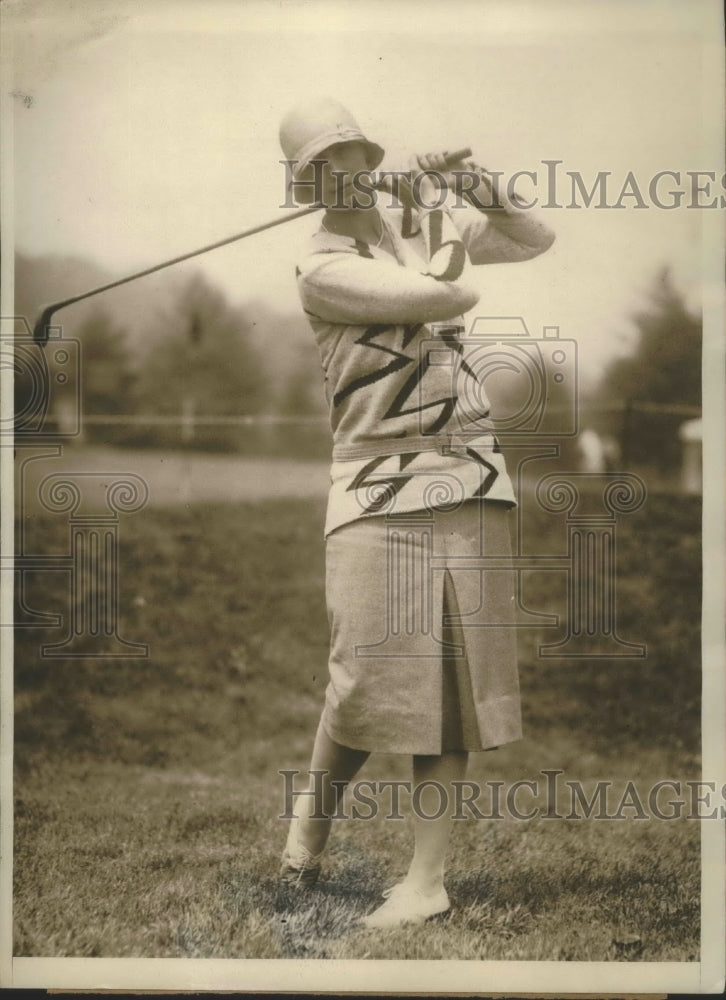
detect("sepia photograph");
top-left (1, 0), bottom-right (724, 993)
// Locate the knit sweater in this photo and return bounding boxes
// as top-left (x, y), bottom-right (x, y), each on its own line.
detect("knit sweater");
top-left (296, 192), bottom-right (555, 535)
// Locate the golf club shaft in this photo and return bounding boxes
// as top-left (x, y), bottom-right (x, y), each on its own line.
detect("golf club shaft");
top-left (32, 203), bottom-right (321, 345)
top-left (33, 147), bottom-right (472, 345)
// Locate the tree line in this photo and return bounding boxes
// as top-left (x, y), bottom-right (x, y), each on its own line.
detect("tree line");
top-left (17, 257), bottom-right (701, 469)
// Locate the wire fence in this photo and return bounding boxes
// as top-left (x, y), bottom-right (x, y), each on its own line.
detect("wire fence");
top-left (71, 400), bottom-right (702, 426)
top-left (34, 400), bottom-right (702, 494)
top-left (76, 414), bottom-right (329, 426)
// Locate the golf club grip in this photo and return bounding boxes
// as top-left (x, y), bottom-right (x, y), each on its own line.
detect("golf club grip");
top-left (441, 147), bottom-right (472, 166)
top-left (372, 147), bottom-right (474, 200)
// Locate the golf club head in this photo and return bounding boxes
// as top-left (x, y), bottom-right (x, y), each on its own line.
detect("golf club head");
top-left (33, 304), bottom-right (57, 347)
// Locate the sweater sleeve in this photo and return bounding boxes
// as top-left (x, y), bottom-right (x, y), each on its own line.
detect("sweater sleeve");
top-left (445, 178), bottom-right (556, 265)
top-left (298, 210), bottom-right (480, 325)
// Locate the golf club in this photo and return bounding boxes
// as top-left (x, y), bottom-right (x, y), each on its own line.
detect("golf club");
top-left (32, 148), bottom-right (472, 346)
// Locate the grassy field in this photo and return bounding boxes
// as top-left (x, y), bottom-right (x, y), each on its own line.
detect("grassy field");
top-left (13, 490), bottom-right (701, 960)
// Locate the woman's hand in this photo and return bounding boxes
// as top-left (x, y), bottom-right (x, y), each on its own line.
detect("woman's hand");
top-left (411, 150), bottom-right (477, 206)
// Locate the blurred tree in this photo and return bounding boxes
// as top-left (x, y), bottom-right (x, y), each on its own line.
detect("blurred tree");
top-left (135, 271), bottom-right (268, 451)
top-left (273, 345), bottom-right (329, 459)
top-left (596, 268), bottom-right (701, 471)
top-left (76, 308), bottom-right (136, 428)
top-left (278, 345), bottom-right (326, 417)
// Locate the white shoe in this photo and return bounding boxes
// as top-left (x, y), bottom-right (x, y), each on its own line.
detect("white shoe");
top-left (279, 816), bottom-right (323, 888)
top-left (361, 882), bottom-right (450, 929)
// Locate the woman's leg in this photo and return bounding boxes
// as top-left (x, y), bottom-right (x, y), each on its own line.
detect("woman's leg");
top-left (361, 750), bottom-right (468, 926)
top-left (294, 717), bottom-right (370, 856)
top-left (405, 750), bottom-right (469, 894)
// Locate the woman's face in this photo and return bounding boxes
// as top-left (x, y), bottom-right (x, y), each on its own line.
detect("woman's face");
top-left (317, 140), bottom-right (370, 208)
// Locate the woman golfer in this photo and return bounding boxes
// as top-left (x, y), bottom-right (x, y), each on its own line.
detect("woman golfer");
top-left (278, 97), bottom-right (555, 928)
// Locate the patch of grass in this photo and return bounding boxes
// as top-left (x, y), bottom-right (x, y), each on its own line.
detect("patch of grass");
top-left (14, 492), bottom-right (701, 958)
top-left (13, 761), bottom-right (699, 960)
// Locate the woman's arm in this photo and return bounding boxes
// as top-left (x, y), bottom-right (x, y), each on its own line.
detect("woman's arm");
top-left (410, 152), bottom-right (555, 264)
top-left (446, 164), bottom-right (556, 264)
top-left (298, 208), bottom-right (480, 325)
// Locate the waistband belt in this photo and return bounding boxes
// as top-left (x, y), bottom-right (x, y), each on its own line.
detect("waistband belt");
top-left (331, 429), bottom-right (494, 462)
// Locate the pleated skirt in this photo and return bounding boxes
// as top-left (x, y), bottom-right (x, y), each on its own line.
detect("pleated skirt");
top-left (322, 499), bottom-right (522, 755)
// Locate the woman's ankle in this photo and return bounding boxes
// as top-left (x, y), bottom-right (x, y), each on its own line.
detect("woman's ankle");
top-left (401, 868), bottom-right (446, 897)
top-left (296, 813), bottom-right (331, 856)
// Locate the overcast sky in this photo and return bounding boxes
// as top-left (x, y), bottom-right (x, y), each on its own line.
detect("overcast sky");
top-left (4, 0), bottom-right (723, 384)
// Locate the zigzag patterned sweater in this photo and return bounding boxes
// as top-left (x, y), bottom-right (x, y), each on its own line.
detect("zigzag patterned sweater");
top-left (296, 194), bottom-right (555, 535)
